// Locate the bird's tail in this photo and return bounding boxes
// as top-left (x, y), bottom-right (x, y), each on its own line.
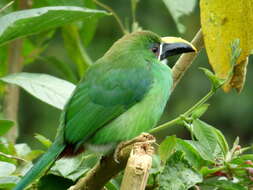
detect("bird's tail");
top-left (14, 141), bottom-right (65, 190)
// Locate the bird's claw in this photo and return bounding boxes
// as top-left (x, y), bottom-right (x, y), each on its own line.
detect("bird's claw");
top-left (113, 132), bottom-right (156, 163)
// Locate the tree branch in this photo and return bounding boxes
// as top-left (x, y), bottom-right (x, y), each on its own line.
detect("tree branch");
top-left (120, 142), bottom-right (154, 190)
top-left (69, 148), bottom-right (130, 190)
top-left (3, 0), bottom-right (29, 143)
top-left (172, 29), bottom-right (204, 91)
top-left (68, 29), bottom-right (204, 190)
top-left (4, 39), bottom-right (23, 143)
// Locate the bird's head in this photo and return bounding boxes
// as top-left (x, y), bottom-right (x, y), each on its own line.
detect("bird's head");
top-left (105, 31), bottom-right (197, 62)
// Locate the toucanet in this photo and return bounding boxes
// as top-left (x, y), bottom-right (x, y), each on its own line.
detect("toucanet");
top-left (14, 31), bottom-right (196, 190)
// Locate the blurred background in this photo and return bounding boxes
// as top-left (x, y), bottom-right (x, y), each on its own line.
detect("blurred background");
top-left (1, 0), bottom-right (252, 150)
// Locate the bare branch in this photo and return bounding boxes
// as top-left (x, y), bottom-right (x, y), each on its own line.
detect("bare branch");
top-left (120, 142), bottom-right (154, 190)
top-left (172, 29), bottom-right (204, 91)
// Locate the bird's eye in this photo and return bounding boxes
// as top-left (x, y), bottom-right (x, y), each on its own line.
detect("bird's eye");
top-left (151, 47), bottom-right (158, 54)
top-left (151, 47), bottom-right (158, 53)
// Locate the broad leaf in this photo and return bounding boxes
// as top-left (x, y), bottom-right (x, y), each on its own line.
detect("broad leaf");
top-left (0, 176), bottom-right (20, 189)
top-left (176, 138), bottom-right (209, 169)
top-left (203, 180), bottom-right (247, 190)
top-left (1, 72), bottom-right (76, 110)
top-left (0, 120), bottom-right (14, 136)
top-left (105, 180), bottom-right (119, 190)
top-left (51, 153), bottom-right (98, 181)
top-left (38, 174), bottom-right (74, 190)
top-left (0, 161), bottom-right (16, 177)
top-left (200, 0), bottom-right (253, 92)
top-left (162, 0), bottom-right (197, 33)
top-left (15, 143), bottom-right (31, 157)
top-left (158, 135), bottom-right (176, 163)
top-left (186, 140), bottom-right (216, 162)
top-left (158, 151), bottom-right (202, 190)
top-left (192, 119), bottom-right (229, 160)
top-left (0, 6), bottom-right (109, 46)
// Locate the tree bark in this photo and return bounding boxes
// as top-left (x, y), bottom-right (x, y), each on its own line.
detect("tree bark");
top-left (120, 142), bottom-right (154, 190)
top-left (172, 29), bottom-right (204, 91)
top-left (4, 39), bottom-right (23, 142)
top-left (3, 0), bottom-right (29, 142)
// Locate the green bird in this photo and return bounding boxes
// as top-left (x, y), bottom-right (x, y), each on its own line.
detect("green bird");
top-left (14, 31), bottom-right (196, 190)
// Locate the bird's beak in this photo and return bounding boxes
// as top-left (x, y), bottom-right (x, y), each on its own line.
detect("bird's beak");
top-left (159, 37), bottom-right (197, 60)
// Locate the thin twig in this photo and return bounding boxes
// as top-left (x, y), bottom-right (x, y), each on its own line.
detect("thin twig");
top-left (93, 0), bottom-right (128, 34)
top-left (0, 151), bottom-right (27, 162)
top-left (0, 1), bottom-right (14, 13)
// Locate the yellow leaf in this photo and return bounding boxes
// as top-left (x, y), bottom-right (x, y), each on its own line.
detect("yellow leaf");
top-left (200, 0), bottom-right (253, 92)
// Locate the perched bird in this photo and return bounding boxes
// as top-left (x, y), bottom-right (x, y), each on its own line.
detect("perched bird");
top-left (14, 30), bottom-right (196, 190)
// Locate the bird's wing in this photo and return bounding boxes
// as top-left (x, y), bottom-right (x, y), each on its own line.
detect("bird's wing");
top-left (63, 60), bottom-right (154, 144)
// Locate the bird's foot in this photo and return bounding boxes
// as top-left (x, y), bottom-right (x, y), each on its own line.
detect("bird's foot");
top-left (113, 132), bottom-right (156, 163)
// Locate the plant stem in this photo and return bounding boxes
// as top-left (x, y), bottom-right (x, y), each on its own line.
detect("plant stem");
top-left (183, 89), bottom-right (215, 116)
top-left (0, 1), bottom-right (14, 12)
top-left (150, 89), bottom-right (215, 134)
top-left (4, 39), bottom-right (23, 142)
top-left (93, 0), bottom-right (128, 34)
top-left (0, 151), bottom-right (27, 162)
top-left (149, 117), bottom-right (181, 134)
top-left (3, 0), bottom-right (29, 143)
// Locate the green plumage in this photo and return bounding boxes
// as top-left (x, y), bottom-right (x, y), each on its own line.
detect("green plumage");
top-left (14, 31), bottom-right (173, 190)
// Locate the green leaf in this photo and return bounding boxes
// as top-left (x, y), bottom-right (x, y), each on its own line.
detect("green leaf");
top-left (176, 138), bottom-right (209, 169)
top-left (162, 0), bottom-right (197, 33)
top-left (0, 161), bottom-right (16, 177)
top-left (51, 153), bottom-right (98, 181)
top-left (0, 6), bottom-right (109, 46)
top-left (24, 150), bottom-right (44, 161)
top-left (80, 0), bottom-right (99, 46)
top-left (37, 174), bottom-right (74, 190)
top-left (192, 119), bottom-right (229, 160)
top-left (158, 135), bottom-right (176, 163)
top-left (34, 133), bottom-right (52, 148)
top-left (186, 140), bottom-right (216, 162)
top-left (1, 72), bottom-right (76, 110)
top-left (62, 25), bottom-right (92, 77)
top-left (200, 67), bottom-right (226, 90)
top-left (191, 104), bottom-right (209, 119)
top-left (0, 120), bottom-right (14, 136)
top-left (14, 143), bottom-right (31, 157)
top-left (105, 179), bottom-right (119, 190)
top-left (0, 176), bottom-right (20, 189)
top-left (0, 45), bottom-right (8, 77)
top-left (42, 56), bottom-right (77, 83)
top-left (203, 180), bottom-right (247, 190)
top-left (200, 166), bottom-right (223, 177)
top-left (158, 151), bottom-right (202, 190)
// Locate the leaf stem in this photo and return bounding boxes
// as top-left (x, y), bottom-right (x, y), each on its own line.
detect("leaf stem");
top-left (150, 89), bottom-right (215, 134)
top-left (0, 151), bottom-right (27, 162)
top-left (93, 0), bottom-right (128, 34)
top-left (0, 1), bottom-right (14, 13)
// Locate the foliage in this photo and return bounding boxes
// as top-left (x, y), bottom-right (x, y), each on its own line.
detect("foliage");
top-left (200, 0), bottom-right (253, 92)
top-left (0, 0), bottom-right (253, 190)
